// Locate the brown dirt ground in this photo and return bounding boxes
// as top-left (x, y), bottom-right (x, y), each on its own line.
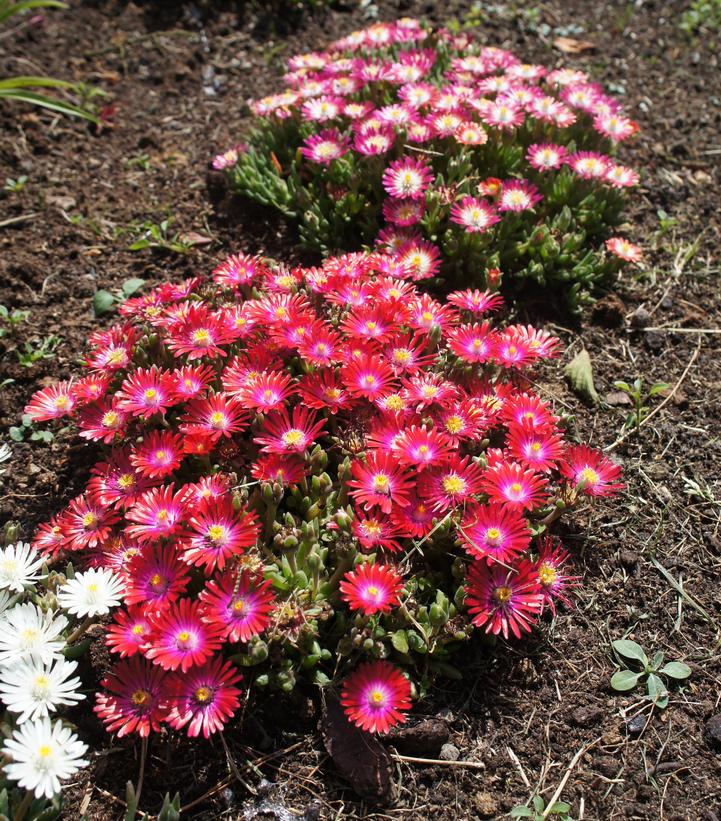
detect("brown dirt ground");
top-left (1, 1), bottom-right (720, 819)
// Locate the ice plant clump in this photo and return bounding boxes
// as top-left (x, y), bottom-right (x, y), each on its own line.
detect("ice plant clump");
top-left (24, 250), bottom-right (623, 737)
top-left (218, 19), bottom-right (641, 310)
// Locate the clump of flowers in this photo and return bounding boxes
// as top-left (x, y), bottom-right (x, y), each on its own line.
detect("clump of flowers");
top-left (218, 19), bottom-right (641, 310)
top-left (0, 537), bottom-right (120, 814)
top-left (24, 250), bottom-right (622, 739)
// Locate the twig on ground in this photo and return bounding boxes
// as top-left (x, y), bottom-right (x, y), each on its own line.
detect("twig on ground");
top-left (507, 745), bottom-right (531, 788)
top-left (391, 752), bottom-right (486, 770)
top-left (542, 738), bottom-right (600, 819)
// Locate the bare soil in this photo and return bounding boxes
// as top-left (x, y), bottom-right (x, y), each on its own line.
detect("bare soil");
top-left (1, 1), bottom-right (720, 819)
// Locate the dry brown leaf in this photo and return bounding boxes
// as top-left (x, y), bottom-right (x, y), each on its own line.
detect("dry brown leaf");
top-left (553, 36), bottom-right (596, 54)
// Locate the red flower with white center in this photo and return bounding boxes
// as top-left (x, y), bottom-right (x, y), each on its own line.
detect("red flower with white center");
top-left (418, 456), bottom-right (485, 512)
top-left (230, 370), bottom-right (296, 411)
top-left (455, 121), bottom-right (488, 145)
top-left (130, 431), bottom-right (184, 479)
top-left (88, 450), bottom-right (158, 509)
top-left (77, 398), bottom-right (128, 444)
top-left (402, 373), bottom-right (459, 410)
top-left (498, 180), bottom-right (542, 212)
top-left (199, 570), bottom-right (275, 643)
top-left (352, 511), bottom-right (404, 552)
top-left (184, 502), bottom-right (260, 573)
top-left (301, 95), bottom-right (343, 122)
top-left (341, 660), bottom-right (411, 734)
top-left (245, 293), bottom-right (312, 327)
top-left (526, 536), bottom-right (579, 615)
top-left (480, 462), bottom-right (549, 512)
top-left (180, 392), bottom-right (249, 441)
top-left (383, 333), bottom-right (435, 375)
top-left (170, 364), bottom-right (216, 400)
top-left (458, 503), bottom-right (531, 565)
top-left (72, 374), bottom-right (111, 405)
top-left (446, 289), bottom-right (505, 316)
top-left (354, 127), bottom-right (395, 156)
top-left (506, 325), bottom-right (561, 359)
top-left (64, 494), bottom-right (119, 550)
top-left (86, 340), bottom-right (133, 373)
top-left (166, 304), bottom-right (233, 360)
top-left (106, 606), bottom-right (153, 657)
top-left (566, 151), bottom-right (610, 180)
top-left (507, 422), bottom-right (564, 473)
top-left (366, 419), bottom-right (408, 452)
top-left (428, 111), bottom-right (464, 138)
top-left (593, 112), bottom-right (638, 142)
top-left (342, 354), bottom-right (397, 401)
top-left (605, 164), bottom-right (639, 188)
top-left (32, 515), bottom-right (68, 558)
top-left (526, 143), bottom-right (568, 171)
top-left (392, 425), bottom-right (453, 470)
top-left (95, 656), bottom-right (169, 737)
top-left (447, 321), bottom-right (496, 364)
top-left (383, 197), bottom-right (425, 227)
top-left (254, 406), bottom-right (326, 454)
top-left (165, 656), bottom-right (242, 738)
top-left (180, 475), bottom-right (232, 507)
top-left (407, 294), bottom-right (458, 334)
top-left (464, 561), bottom-right (544, 640)
top-left (145, 598), bottom-right (223, 673)
top-left (481, 101), bottom-right (524, 129)
top-left (348, 452), bottom-right (414, 514)
top-left (382, 157), bottom-right (433, 200)
top-left (251, 453), bottom-right (307, 486)
top-left (432, 402), bottom-right (487, 446)
top-left (340, 563), bottom-right (404, 615)
top-left (390, 493), bottom-right (435, 538)
top-left (297, 323), bottom-right (343, 366)
top-left (115, 367), bottom-right (178, 419)
top-left (559, 445), bottom-right (624, 497)
top-left (395, 239), bottom-right (441, 281)
top-left (124, 545), bottom-right (190, 610)
top-left (125, 485), bottom-right (187, 544)
top-left (24, 381), bottom-right (76, 422)
top-left (301, 129), bottom-right (350, 164)
top-left (341, 304), bottom-right (398, 343)
top-left (370, 276), bottom-right (416, 305)
top-left (606, 237), bottom-right (643, 262)
top-left (212, 252), bottom-right (266, 287)
top-left (450, 196), bottom-right (500, 233)
top-left (493, 333), bottom-right (538, 369)
top-left (501, 393), bottom-right (557, 431)
top-left (297, 370), bottom-right (355, 414)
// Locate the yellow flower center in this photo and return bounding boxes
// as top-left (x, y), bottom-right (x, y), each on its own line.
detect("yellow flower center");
top-left (369, 689), bottom-right (385, 705)
top-left (132, 624), bottom-right (145, 635)
top-left (580, 467), bottom-right (599, 485)
top-left (233, 597), bottom-right (246, 613)
top-left (54, 395), bottom-right (69, 409)
top-left (102, 411), bottom-right (119, 428)
top-left (207, 525), bottom-right (227, 543)
top-left (192, 328), bottom-right (211, 345)
top-left (538, 563), bottom-right (557, 586)
top-left (530, 442), bottom-right (542, 452)
top-left (210, 411), bottom-right (227, 428)
top-left (486, 527), bottom-right (501, 544)
top-left (194, 686), bottom-right (212, 703)
top-left (155, 449), bottom-right (168, 462)
top-left (326, 388), bottom-right (341, 400)
top-left (510, 482), bottom-right (522, 494)
top-left (82, 512), bottom-right (97, 528)
top-left (384, 395), bottom-right (404, 411)
top-left (131, 689), bottom-right (150, 706)
top-left (150, 573), bottom-right (164, 588)
top-left (144, 388), bottom-right (157, 400)
top-left (494, 585), bottom-right (512, 604)
top-left (442, 475), bottom-right (466, 495)
top-left (393, 349), bottom-right (411, 364)
top-left (38, 745), bottom-right (52, 758)
top-left (373, 474), bottom-right (390, 491)
top-left (445, 415), bottom-right (463, 434)
top-left (118, 473), bottom-right (135, 489)
top-left (156, 509), bottom-right (169, 522)
top-left (282, 429), bottom-right (305, 447)
top-left (366, 585), bottom-right (380, 598)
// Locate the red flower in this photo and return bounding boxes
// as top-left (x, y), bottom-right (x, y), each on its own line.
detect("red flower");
top-left (342, 354), bottom-right (397, 401)
top-left (106, 606), bottom-right (153, 657)
top-left (560, 445), bottom-right (624, 497)
top-left (64, 494), bottom-right (119, 550)
top-left (464, 561), bottom-right (544, 639)
top-left (88, 450), bottom-right (159, 509)
top-left (125, 485), bottom-right (187, 544)
top-left (251, 453), bottom-right (307, 486)
top-left (348, 452), bottom-right (414, 514)
top-left (340, 563), bottom-right (404, 614)
top-left (130, 431), bottom-right (185, 479)
top-left (352, 511), bottom-right (403, 552)
top-left (115, 367), bottom-right (178, 419)
top-left (391, 425), bottom-right (453, 470)
top-left (24, 381), bottom-right (76, 422)
top-left (506, 422), bottom-right (564, 473)
top-left (417, 456), bottom-right (484, 512)
top-left (447, 322), bottom-right (496, 363)
top-left (253, 406), bottom-right (326, 454)
top-left (180, 392), bottom-right (250, 440)
top-left (199, 570), bottom-right (275, 643)
top-left (95, 656), bottom-right (169, 737)
top-left (124, 545), bottom-right (190, 610)
top-left (479, 462), bottom-right (549, 512)
top-left (145, 598), bottom-right (224, 673)
top-left (458, 503), bottom-right (531, 565)
top-left (184, 502), bottom-right (260, 573)
top-left (341, 660), bottom-right (411, 734)
top-left (77, 398), bottom-right (127, 444)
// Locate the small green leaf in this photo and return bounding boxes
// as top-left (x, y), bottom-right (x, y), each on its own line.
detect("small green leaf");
top-left (647, 672), bottom-right (668, 705)
top-left (659, 661), bottom-right (692, 680)
top-left (564, 349), bottom-right (599, 404)
top-left (129, 238), bottom-right (152, 251)
top-left (93, 289), bottom-right (116, 316)
top-left (391, 629), bottom-right (409, 654)
top-left (121, 277), bottom-right (146, 297)
top-left (550, 802), bottom-right (572, 815)
top-left (9, 426), bottom-right (24, 442)
top-left (612, 639), bottom-right (648, 665)
top-left (510, 808), bottom-right (534, 818)
top-left (611, 669), bottom-right (642, 691)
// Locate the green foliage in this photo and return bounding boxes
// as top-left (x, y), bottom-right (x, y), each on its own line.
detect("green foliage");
top-left (612, 378), bottom-right (669, 430)
top-left (0, 2), bottom-right (99, 122)
top-left (680, 0), bottom-right (721, 33)
top-left (610, 638), bottom-right (691, 708)
top-left (124, 782), bottom-right (181, 821)
top-left (0, 305), bottom-right (31, 337)
top-left (127, 218), bottom-right (206, 255)
top-left (15, 335), bottom-right (61, 368)
top-left (9, 413), bottom-right (54, 443)
top-left (3, 175), bottom-right (27, 193)
top-left (511, 795), bottom-right (575, 820)
top-left (93, 277), bottom-right (146, 317)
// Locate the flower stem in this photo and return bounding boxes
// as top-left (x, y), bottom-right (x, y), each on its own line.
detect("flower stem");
top-left (66, 615), bottom-right (94, 645)
top-left (14, 791), bottom-right (34, 821)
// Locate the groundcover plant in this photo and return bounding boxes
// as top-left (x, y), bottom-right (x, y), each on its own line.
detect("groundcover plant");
top-left (217, 19), bottom-right (641, 310)
top-left (18, 249), bottom-right (623, 778)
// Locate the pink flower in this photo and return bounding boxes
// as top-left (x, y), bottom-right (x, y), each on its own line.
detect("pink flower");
top-left (560, 445), bottom-right (624, 497)
top-left (199, 570), bottom-right (275, 643)
top-left (77, 398), bottom-right (128, 444)
top-left (64, 494), bottom-right (119, 550)
top-left (125, 485), bottom-right (187, 544)
top-left (480, 462), bottom-right (549, 512)
top-left (566, 151), bottom-right (610, 180)
top-left (605, 237), bottom-right (643, 262)
top-left (124, 544), bottom-right (191, 610)
top-left (115, 367), bottom-right (178, 419)
top-left (106, 606), bottom-right (153, 658)
top-left (301, 129), bottom-right (350, 164)
top-left (180, 392), bottom-right (249, 440)
top-left (417, 455), bottom-right (485, 512)
top-left (130, 431), bottom-right (184, 479)
top-left (95, 656), bottom-right (169, 737)
top-left (446, 289), bottom-right (504, 315)
top-left (254, 405), bottom-right (326, 454)
top-left (464, 561), bottom-right (544, 639)
top-left (382, 157), bottom-right (433, 199)
top-left (165, 656), bottom-right (242, 738)
top-left (450, 196), bottom-right (500, 233)
top-left (391, 425), bottom-right (453, 470)
top-left (498, 180), bottom-right (542, 212)
top-left (458, 504), bottom-right (531, 565)
top-left (340, 563), bottom-right (404, 615)
top-left (526, 143), bottom-right (568, 171)
top-left (24, 381), bottom-right (76, 422)
top-left (184, 501), bottom-right (260, 573)
top-left (447, 321), bottom-right (496, 363)
top-left (145, 599), bottom-right (224, 673)
top-left (341, 660), bottom-right (411, 734)
top-left (348, 451), bottom-right (414, 514)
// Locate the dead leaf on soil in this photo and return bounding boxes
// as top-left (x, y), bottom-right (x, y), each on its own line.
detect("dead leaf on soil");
top-left (605, 391), bottom-right (632, 407)
top-left (178, 231), bottom-right (213, 246)
top-left (321, 693), bottom-right (394, 803)
top-left (553, 36), bottom-right (596, 54)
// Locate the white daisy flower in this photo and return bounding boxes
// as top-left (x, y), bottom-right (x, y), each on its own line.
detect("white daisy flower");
top-left (0, 542), bottom-right (45, 593)
top-left (0, 603), bottom-right (68, 668)
top-left (0, 657), bottom-right (85, 723)
top-left (56, 567), bottom-right (124, 618)
top-left (2, 716), bottom-right (88, 799)
top-left (0, 589), bottom-right (14, 615)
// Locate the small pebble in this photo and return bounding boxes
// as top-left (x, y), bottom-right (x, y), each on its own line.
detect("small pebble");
top-left (439, 743), bottom-right (460, 761)
top-left (706, 715), bottom-right (721, 749)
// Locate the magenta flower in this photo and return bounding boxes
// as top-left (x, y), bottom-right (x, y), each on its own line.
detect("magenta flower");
top-left (450, 197), bottom-right (500, 233)
top-left (340, 563), bottom-right (404, 615)
top-left (199, 570), bottom-right (275, 643)
top-left (381, 157), bottom-right (433, 200)
top-left (95, 656), bottom-right (169, 738)
top-left (145, 599), bottom-right (223, 673)
top-left (300, 129), bottom-right (350, 164)
top-left (341, 660), bottom-right (411, 734)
